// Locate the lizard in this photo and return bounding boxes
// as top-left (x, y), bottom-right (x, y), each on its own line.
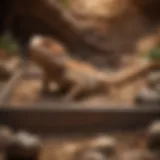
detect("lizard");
top-left (28, 35), bottom-right (111, 101)
top-left (28, 35), bottom-right (160, 101)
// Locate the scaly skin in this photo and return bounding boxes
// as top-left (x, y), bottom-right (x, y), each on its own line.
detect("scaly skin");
top-left (28, 35), bottom-right (109, 100)
top-left (28, 35), bottom-right (160, 101)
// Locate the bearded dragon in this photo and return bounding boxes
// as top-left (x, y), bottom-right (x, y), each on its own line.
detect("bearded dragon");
top-left (28, 35), bottom-right (160, 101)
top-left (28, 35), bottom-right (110, 100)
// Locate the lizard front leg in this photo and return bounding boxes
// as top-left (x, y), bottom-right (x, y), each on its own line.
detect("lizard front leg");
top-left (41, 74), bottom-right (50, 94)
top-left (63, 83), bottom-right (85, 101)
top-left (52, 83), bottom-right (70, 96)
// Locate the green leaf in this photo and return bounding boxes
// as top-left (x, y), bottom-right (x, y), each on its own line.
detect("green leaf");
top-left (0, 31), bottom-right (20, 55)
top-left (62, 0), bottom-right (69, 8)
top-left (144, 47), bottom-right (160, 61)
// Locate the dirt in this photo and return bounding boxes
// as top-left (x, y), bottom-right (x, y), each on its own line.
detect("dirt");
top-left (8, 79), bottom-right (145, 108)
top-left (3, 48), bottom-right (158, 108)
top-left (8, 63), bottom-right (148, 108)
top-left (38, 130), bottom-right (158, 160)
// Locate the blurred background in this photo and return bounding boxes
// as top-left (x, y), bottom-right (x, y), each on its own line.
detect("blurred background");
top-left (0, 0), bottom-right (159, 106)
top-left (0, 1), bottom-right (159, 160)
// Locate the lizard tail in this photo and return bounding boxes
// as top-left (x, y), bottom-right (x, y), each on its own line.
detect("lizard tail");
top-left (99, 60), bottom-right (160, 88)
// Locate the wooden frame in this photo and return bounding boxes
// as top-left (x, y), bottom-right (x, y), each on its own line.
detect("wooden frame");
top-left (0, 67), bottom-right (159, 134)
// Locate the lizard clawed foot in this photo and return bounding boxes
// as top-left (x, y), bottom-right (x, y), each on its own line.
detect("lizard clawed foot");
top-left (62, 84), bottom-right (85, 102)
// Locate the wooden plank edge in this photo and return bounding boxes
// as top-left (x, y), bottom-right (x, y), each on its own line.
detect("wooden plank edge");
top-left (0, 108), bottom-right (159, 133)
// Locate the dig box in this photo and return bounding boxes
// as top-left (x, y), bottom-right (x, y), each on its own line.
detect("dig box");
top-left (0, 64), bottom-right (159, 160)
top-left (0, 63), bottom-right (159, 131)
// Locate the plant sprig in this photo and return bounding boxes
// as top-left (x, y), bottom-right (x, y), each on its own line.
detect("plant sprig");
top-left (144, 46), bottom-right (160, 61)
top-left (62, 0), bottom-right (69, 9)
top-left (0, 32), bottom-right (20, 56)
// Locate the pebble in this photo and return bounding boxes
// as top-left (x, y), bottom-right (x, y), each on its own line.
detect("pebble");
top-left (0, 64), bottom-right (11, 81)
top-left (120, 150), bottom-right (156, 160)
top-left (0, 126), bottom-right (13, 151)
top-left (147, 71), bottom-right (160, 93)
top-left (134, 88), bottom-right (160, 105)
top-left (147, 120), bottom-right (160, 151)
top-left (77, 150), bottom-right (107, 160)
top-left (6, 131), bottom-right (42, 160)
top-left (87, 136), bottom-right (117, 156)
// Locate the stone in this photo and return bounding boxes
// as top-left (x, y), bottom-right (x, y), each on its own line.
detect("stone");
top-left (134, 88), bottom-right (160, 105)
top-left (147, 71), bottom-right (160, 93)
top-left (6, 131), bottom-right (42, 160)
top-left (147, 120), bottom-right (160, 151)
top-left (0, 126), bottom-right (13, 151)
top-left (0, 64), bottom-right (11, 81)
top-left (88, 136), bottom-right (117, 156)
top-left (77, 150), bottom-right (107, 160)
top-left (120, 150), bottom-right (156, 160)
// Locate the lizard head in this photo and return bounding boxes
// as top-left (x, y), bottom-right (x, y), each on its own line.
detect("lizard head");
top-left (28, 35), bottom-right (67, 72)
top-left (28, 35), bottom-right (68, 56)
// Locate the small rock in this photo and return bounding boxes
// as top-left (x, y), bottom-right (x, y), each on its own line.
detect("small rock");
top-left (120, 150), bottom-right (156, 160)
top-left (0, 126), bottom-right (13, 151)
top-left (88, 136), bottom-right (117, 156)
top-left (134, 88), bottom-right (160, 105)
top-left (147, 71), bottom-right (160, 93)
top-left (5, 57), bottom-right (21, 73)
top-left (6, 131), bottom-right (42, 160)
top-left (77, 150), bottom-right (107, 160)
top-left (0, 64), bottom-right (11, 81)
top-left (147, 120), bottom-right (160, 151)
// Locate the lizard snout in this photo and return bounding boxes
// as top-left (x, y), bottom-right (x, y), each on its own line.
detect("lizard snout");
top-left (29, 35), bottom-right (43, 48)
